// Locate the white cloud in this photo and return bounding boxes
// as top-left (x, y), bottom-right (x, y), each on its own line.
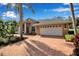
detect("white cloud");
top-left (44, 3), bottom-right (79, 13)
top-left (53, 7), bottom-right (70, 12)
top-left (0, 3), bottom-right (8, 5)
top-left (75, 10), bottom-right (79, 14)
top-left (44, 7), bottom-right (79, 12)
top-left (0, 3), bottom-right (16, 7)
top-left (11, 3), bottom-right (16, 7)
top-left (63, 3), bottom-right (79, 6)
top-left (63, 3), bottom-right (69, 5)
top-left (2, 11), bottom-right (17, 18)
top-left (44, 7), bottom-right (70, 12)
top-left (70, 14), bottom-right (79, 18)
top-left (22, 5), bottom-right (28, 8)
top-left (76, 14), bottom-right (79, 17)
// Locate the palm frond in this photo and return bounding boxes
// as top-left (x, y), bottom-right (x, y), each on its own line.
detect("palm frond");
top-left (14, 3), bottom-right (19, 13)
top-left (6, 3), bottom-right (19, 12)
top-left (6, 3), bottom-right (12, 10)
top-left (26, 3), bottom-right (35, 14)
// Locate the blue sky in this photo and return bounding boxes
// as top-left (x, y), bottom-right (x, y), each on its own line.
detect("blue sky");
top-left (0, 3), bottom-right (79, 21)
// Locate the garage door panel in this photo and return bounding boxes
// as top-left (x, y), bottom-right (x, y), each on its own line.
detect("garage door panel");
top-left (40, 27), bottom-right (63, 36)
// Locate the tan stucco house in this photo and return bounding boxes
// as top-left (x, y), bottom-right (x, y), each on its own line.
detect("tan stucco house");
top-left (18, 18), bottom-right (39, 35)
top-left (33, 20), bottom-right (72, 36)
top-left (18, 18), bottom-right (72, 36)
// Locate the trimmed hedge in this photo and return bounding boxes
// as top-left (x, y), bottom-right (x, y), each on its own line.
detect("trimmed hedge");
top-left (64, 34), bottom-right (74, 42)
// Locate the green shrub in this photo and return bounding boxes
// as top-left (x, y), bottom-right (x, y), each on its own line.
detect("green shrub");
top-left (64, 34), bottom-right (74, 42)
top-left (0, 36), bottom-right (18, 46)
top-left (9, 36), bottom-right (17, 42)
top-left (0, 19), bottom-right (18, 46)
top-left (0, 37), bottom-right (4, 43)
top-left (0, 37), bottom-right (9, 44)
top-left (2, 38), bottom-right (9, 44)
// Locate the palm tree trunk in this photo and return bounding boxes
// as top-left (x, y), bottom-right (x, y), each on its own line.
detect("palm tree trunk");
top-left (18, 3), bottom-right (23, 39)
top-left (70, 3), bottom-right (77, 35)
top-left (70, 3), bottom-right (78, 55)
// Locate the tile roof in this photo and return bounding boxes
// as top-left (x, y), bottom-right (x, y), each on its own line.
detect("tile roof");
top-left (32, 20), bottom-right (72, 26)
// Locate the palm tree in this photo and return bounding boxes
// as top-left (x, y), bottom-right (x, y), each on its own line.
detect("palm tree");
top-left (7, 3), bottom-right (35, 39)
top-left (70, 3), bottom-right (79, 55)
top-left (18, 3), bottom-right (23, 39)
top-left (70, 3), bottom-right (77, 35)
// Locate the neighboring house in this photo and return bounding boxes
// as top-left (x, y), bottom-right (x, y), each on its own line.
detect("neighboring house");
top-left (18, 18), bottom-right (72, 36)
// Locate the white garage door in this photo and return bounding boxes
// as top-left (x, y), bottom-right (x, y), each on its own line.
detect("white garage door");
top-left (40, 27), bottom-right (63, 36)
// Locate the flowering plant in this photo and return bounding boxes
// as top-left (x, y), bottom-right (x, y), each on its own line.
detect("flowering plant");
top-left (75, 34), bottom-right (79, 42)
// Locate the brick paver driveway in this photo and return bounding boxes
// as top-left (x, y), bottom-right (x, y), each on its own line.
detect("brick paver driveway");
top-left (0, 35), bottom-right (75, 56)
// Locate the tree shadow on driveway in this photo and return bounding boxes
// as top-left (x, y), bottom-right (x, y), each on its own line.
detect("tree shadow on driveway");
top-left (24, 40), bottom-right (48, 56)
top-left (24, 40), bottom-right (67, 56)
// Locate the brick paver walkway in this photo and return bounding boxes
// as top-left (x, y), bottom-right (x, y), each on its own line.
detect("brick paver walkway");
top-left (0, 35), bottom-right (75, 56)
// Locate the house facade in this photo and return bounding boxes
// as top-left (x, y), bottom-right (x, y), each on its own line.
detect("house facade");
top-left (33, 20), bottom-right (72, 36)
top-left (18, 18), bottom-right (72, 36)
top-left (18, 18), bottom-right (38, 34)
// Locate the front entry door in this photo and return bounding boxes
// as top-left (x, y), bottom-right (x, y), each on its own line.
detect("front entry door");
top-left (26, 27), bottom-right (29, 34)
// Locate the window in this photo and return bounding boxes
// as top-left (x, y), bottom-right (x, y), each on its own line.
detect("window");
top-left (43, 26), bottom-right (44, 28)
top-left (48, 25), bottom-right (49, 28)
top-left (56, 25), bottom-right (57, 27)
top-left (59, 25), bottom-right (61, 27)
top-left (32, 27), bottom-right (35, 32)
top-left (65, 24), bottom-right (67, 28)
top-left (57, 25), bottom-right (59, 27)
top-left (44, 26), bottom-right (46, 28)
top-left (54, 25), bottom-right (56, 27)
top-left (53, 25), bottom-right (55, 27)
top-left (50, 25), bottom-right (51, 28)
top-left (46, 26), bottom-right (47, 28)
